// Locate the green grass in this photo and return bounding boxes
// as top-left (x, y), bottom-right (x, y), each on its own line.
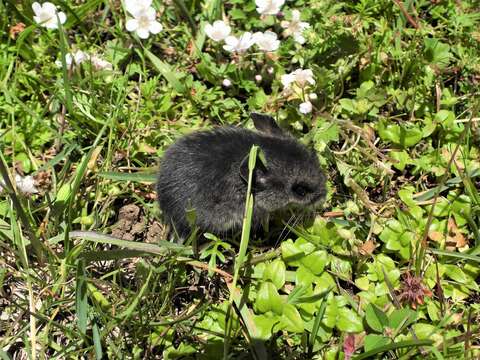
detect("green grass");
top-left (1, 0), bottom-right (480, 358)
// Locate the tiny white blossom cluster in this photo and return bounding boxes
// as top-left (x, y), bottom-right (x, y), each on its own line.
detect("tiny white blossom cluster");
top-left (32, 0), bottom-right (163, 40)
top-left (32, 2), bottom-right (66, 29)
top-left (205, 22), bottom-right (280, 54)
top-left (0, 175), bottom-right (38, 195)
top-left (55, 50), bottom-right (112, 71)
top-left (125, 0), bottom-right (162, 39)
top-left (281, 68), bottom-right (316, 114)
top-left (281, 10), bottom-right (310, 44)
top-left (204, 3), bottom-right (309, 54)
top-left (255, 0), bottom-right (285, 15)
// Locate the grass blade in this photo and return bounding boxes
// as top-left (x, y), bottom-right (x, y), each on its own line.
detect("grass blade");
top-left (224, 145), bottom-right (266, 359)
top-left (144, 49), bottom-right (186, 94)
top-left (118, 270), bottom-right (152, 319)
top-left (97, 171), bottom-right (157, 183)
top-left (92, 320), bottom-right (103, 360)
top-left (429, 248), bottom-right (480, 262)
top-left (0, 152), bottom-right (43, 262)
top-left (76, 258), bottom-right (88, 335)
top-left (352, 339), bottom-right (434, 360)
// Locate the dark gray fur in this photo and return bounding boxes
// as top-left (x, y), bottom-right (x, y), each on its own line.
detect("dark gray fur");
top-left (156, 113), bottom-right (326, 240)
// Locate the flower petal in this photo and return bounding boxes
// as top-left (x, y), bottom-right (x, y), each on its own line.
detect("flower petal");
top-left (146, 7), bottom-right (157, 19)
top-left (43, 2), bottom-right (57, 14)
top-left (149, 21), bottom-right (163, 34)
top-left (32, 2), bottom-right (41, 14)
top-left (57, 12), bottom-right (67, 25)
top-left (204, 23), bottom-right (213, 38)
top-left (45, 19), bottom-right (58, 29)
top-left (126, 18), bottom-right (139, 31)
top-left (136, 28), bottom-right (150, 39)
top-left (224, 36), bottom-right (238, 47)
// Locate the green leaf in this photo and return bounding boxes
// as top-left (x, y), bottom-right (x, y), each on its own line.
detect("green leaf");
top-left (263, 259), bottom-right (286, 289)
top-left (363, 334), bottom-right (390, 352)
top-left (424, 38), bottom-right (451, 68)
top-left (97, 171), bottom-right (157, 183)
top-left (390, 150), bottom-right (410, 171)
top-left (377, 119), bottom-right (423, 148)
top-left (252, 314), bottom-right (280, 341)
top-left (75, 259), bottom-right (88, 335)
top-left (281, 239), bottom-right (304, 266)
top-left (365, 304), bottom-right (389, 333)
top-left (280, 303), bottom-right (304, 333)
top-left (434, 110), bottom-right (455, 129)
top-left (144, 49), bottom-right (186, 94)
top-left (92, 321), bottom-right (103, 360)
top-left (296, 265), bottom-right (316, 287)
top-left (336, 306), bottom-right (363, 332)
top-left (444, 264), bottom-right (470, 284)
top-left (256, 281), bottom-right (284, 314)
top-left (353, 340), bottom-right (433, 360)
top-left (300, 250), bottom-right (328, 275)
top-left (388, 308), bottom-right (417, 330)
top-left (339, 98), bottom-right (357, 114)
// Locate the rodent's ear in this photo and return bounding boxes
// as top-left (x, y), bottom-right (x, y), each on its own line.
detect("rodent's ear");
top-left (251, 113), bottom-right (284, 136)
top-left (239, 153), bottom-right (268, 190)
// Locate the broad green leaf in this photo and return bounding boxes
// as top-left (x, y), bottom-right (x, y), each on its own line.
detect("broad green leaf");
top-left (444, 264), bottom-right (469, 284)
top-left (263, 259), bottom-right (286, 289)
top-left (252, 314), bottom-right (280, 341)
top-left (256, 281), bottom-right (284, 315)
top-left (434, 110), bottom-right (455, 129)
top-left (280, 304), bottom-right (304, 333)
top-left (424, 38), bottom-right (451, 68)
top-left (364, 334), bottom-right (390, 352)
top-left (300, 250), bottom-right (328, 275)
top-left (390, 150), bottom-right (410, 171)
top-left (388, 308), bottom-right (417, 330)
top-left (365, 304), bottom-right (389, 333)
top-left (336, 307), bottom-right (363, 332)
top-left (281, 239), bottom-right (304, 266)
top-left (377, 119), bottom-right (423, 148)
top-left (295, 265), bottom-right (316, 287)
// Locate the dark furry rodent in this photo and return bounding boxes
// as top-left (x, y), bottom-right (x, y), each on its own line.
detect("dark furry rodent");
top-left (157, 113), bottom-right (326, 240)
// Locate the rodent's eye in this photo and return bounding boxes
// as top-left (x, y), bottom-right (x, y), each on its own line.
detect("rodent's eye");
top-left (291, 183), bottom-right (311, 198)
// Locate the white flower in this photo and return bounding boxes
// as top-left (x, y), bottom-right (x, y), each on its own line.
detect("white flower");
top-left (253, 31), bottom-right (280, 52)
top-left (280, 73), bottom-right (295, 88)
top-left (89, 55), bottom-right (113, 70)
top-left (299, 101), bottom-right (312, 114)
top-left (267, 67), bottom-right (274, 74)
top-left (281, 10), bottom-right (310, 44)
top-left (281, 68), bottom-right (315, 89)
top-left (255, 74), bottom-right (262, 82)
top-left (55, 50), bottom-right (87, 68)
top-left (309, 93), bottom-right (318, 100)
top-left (205, 20), bottom-right (231, 42)
top-left (126, 7), bottom-right (162, 39)
top-left (255, 0), bottom-right (285, 15)
top-left (222, 78), bottom-right (232, 87)
top-left (223, 32), bottom-right (255, 53)
top-left (15, 175), bottom-right (38, 194)
top-left (32, 2), bottom-right (66, 29)
top-left (124, 0), bottom-right (152, 16)
top-left (293, 69), bottom-right (315, 86)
